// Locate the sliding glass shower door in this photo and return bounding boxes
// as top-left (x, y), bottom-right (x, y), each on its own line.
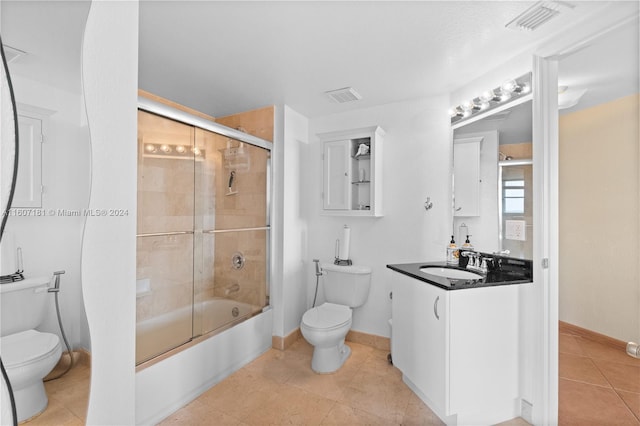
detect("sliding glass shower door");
top-left (194, 128), bottom-right (269, 336)
top-left (136, 109), bottom-right (271, 365)
top-left (136, 110), bottom-right (195, 363)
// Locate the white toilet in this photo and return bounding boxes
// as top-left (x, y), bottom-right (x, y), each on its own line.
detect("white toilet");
top-left (300, 263), bottom-right (371, 373)
top-left (0, 277), bottom-right (62, 422)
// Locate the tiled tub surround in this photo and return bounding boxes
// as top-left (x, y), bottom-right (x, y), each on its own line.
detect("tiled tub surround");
top-left (136, 109), bottom-right (271, 365)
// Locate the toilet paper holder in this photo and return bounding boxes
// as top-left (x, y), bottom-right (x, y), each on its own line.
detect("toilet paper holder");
top-left (334, 238), bottom-right (352, 266)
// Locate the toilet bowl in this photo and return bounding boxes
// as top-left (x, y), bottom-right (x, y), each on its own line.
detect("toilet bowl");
top-left (301, 303), bottom-right (352, 373)
top-left (300, 264), bottom-right (371, 373)
top-left (1, 277), bottom-right (62, 422)
top-left (1, 330), bottom-right (62, 422)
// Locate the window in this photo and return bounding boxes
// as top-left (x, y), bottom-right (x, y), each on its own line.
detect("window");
top-left (503, 180), bottom-right (525, 214)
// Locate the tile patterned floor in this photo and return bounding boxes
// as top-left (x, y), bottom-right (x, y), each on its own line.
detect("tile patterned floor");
top-left (558, 330), bottom-right (640, 425)
top-left (159, 340), bottom-right (445, 425)
top-left (20, 329), bottom-right (640, 425)
top-left (23, 358), bottom-right (89, 425)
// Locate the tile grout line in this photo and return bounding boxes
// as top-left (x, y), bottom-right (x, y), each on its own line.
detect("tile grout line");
top-left (576, 336), bottom-right (640, 424)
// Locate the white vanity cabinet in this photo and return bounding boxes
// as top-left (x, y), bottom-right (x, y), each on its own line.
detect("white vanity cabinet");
top-left (391, 272), bottom-right (521, 425)
top-left (319, 126), bottom-right (384, 217)
top-left (453, 136), bottom-right (481, 216)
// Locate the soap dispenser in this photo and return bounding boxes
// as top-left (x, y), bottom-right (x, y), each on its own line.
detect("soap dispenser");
top-left (446, 235), bottom-right (459, 265)
top-left (459, 235), bottom-right (474, 268)
top-left (462, 235), bottom-right (473, 251)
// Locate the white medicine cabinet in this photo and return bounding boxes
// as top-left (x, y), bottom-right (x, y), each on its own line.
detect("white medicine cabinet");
top-left (13, 109), bottom-right (46, 208)
top-left (453, 136), bottom-right (481, 217)
top-left (319, 126), bottom-right (384, 217)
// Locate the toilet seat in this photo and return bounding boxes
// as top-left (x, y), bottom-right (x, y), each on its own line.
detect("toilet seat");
top-left (302, 303), bottom-right (351, 331)
top-left (1, 329), bottom-right (61, 369)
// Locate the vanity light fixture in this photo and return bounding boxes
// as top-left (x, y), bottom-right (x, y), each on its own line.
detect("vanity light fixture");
top-left (142, 143), bottom-right (205, 160)
top-left (449, 73), bottom-right (532, 125)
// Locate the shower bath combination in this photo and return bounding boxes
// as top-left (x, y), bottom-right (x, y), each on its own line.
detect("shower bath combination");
top-left (135, 97), bottom-right (272, 365)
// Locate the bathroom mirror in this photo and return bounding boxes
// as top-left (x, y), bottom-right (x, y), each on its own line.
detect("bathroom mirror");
top-left (452, 98), bottom-right (533, 259)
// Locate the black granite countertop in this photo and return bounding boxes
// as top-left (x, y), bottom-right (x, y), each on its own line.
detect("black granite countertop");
top-left (387, 257), bottom-right (533, 291)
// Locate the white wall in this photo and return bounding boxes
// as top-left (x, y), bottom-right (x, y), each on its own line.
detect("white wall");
top-left (559, 94), bottom-right (640, 343)
top-left (0, 74), bottom-right (91, 350)
top-left (81, 1), bottom-right (138, 424)
top-left (281, 106), bottom-right (310, 334)
top-left (305, 96), bottom-right (451, 338)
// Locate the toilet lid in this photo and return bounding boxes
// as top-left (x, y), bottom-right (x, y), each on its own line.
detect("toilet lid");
top-left (302, 303), bottom-right (351, 330)
top-left (0, 329), bottom-right (61, 369)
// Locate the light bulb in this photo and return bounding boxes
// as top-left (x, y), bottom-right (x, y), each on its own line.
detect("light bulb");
top-left (479, 90), bottom-right (495, 102)
top-left (160, 144), bottom-right (171, 153)
top-left (448, 108), bottom-right (459, 118)
top-left (192, 147), bottom-right (201, 156)
top-left (499, 92), bottom-right (512, 102)
top-left (501, 79), bottom-right (518, 94)
top-left (460, 100), bottom-right (475, 112)
top-left (478, 101), bottom-right (490, 110)
top-left (145, 144), bottom-right (157, 153)
top-left (175, 145), bottom-right (186, 153)
top-left (521, 83), bottom-right (531, 94)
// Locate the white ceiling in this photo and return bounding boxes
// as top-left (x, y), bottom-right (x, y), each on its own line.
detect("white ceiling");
top-left (137, 1), bottom-right (638, 118)
top-left (1, 1), bottom-right (90, 95)
top-left (1, 1), bottom-right (638, 120)
top-left (558, 17), bottom-right (639, 114)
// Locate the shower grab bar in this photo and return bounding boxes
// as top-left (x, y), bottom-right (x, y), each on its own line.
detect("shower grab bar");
top-left (136, 231), bottom-right (193, 238)
top-left (202, 226), bottom-right (270, 234)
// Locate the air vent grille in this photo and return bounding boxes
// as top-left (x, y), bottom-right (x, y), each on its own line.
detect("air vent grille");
top-left (506, 1), bottom-right (574, 32)
top-left (325, 87), bottom-right (362, 104)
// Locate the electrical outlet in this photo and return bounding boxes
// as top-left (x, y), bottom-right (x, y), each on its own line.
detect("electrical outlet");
top-left (505, 220), bottom-right (526, 241)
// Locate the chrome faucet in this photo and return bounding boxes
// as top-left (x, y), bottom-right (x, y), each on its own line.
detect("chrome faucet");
top-left (480, 257), bottom-right (493, 274)
top-left (461, 252), bottom-right (493, 273)
top-left (461, 251), bottom-right (479, 270)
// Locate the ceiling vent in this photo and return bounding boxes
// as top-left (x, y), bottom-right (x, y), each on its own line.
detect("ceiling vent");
top-left (506, 1), bottom-right (574, 32)
top-left (325, 87), bottom-right (362, 104)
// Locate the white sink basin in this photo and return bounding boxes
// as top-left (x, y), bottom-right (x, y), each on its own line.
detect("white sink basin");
top-left (419, 266), bottom-right (483, 280)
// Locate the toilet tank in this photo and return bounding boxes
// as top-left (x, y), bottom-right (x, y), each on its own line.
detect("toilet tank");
top-left (0, 276), bottom-right (51, 337)
top-left (321, 263), bottom-right (372, 308)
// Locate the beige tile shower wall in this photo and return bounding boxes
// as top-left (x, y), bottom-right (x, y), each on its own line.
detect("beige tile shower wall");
top-left (136, 234), bottom-right (194, 323)
top-left (194, 128), bottom-right (269, 309)
top-left (211, 230), bottom-right (268, 308)
top-left (215, 144), bottom-right (268, 230)
top-left (137, 110), bottom-right (195, 234)
top-left (137, 110), bottom-right (196, 325)
top-left (216, 105), bottom-right (275, 142)
top-left (212, 140), bottom-right (268, 308)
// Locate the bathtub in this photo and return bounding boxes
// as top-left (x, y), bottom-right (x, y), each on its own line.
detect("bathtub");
top-left (136, 297), bottom-right (260, 364)
top-left (135, 300), bottom-right (272, 425)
